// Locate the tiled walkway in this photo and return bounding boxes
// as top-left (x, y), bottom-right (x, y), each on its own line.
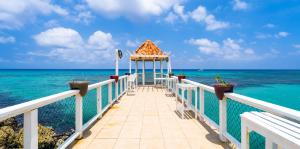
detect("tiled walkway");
top-left (70, 87), bottom-right (232, 149)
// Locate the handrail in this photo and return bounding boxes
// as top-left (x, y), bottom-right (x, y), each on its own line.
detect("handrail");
top-left (0, 90), bottom-right (79, 121)
top-left (178, 78), bottom-right (300, 149)
top-left (0, 75), bottom-right (129, 149)
top-left (181, 79), bottom-right (300, 122)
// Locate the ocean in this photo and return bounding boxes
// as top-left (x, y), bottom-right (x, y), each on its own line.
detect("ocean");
top-left (1, 69), bottom-right (299, 110)
top-left (0, 69), bottom-right (299, 138)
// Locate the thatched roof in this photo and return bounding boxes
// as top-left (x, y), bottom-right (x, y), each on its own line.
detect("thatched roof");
top-left (130, 40), bottom-right (168, 61)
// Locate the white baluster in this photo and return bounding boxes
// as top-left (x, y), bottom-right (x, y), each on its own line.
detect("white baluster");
top-left (200, 88), bottom-right (204, 122)
top-left (219, 98), bottom-right (227, 142)
top-left (108, 83), bottom-right (112, 104)
top-left (24, 109), bottom-right (38, 149)
top-left (75, 94), bottom-right (83, 139)
top-left (96, 86), bottom-right (102, 119)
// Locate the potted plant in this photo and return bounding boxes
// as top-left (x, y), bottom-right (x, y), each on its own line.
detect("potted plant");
top-left (110, 75), bottom-right (119, 82)
top-left (213, 75), bottom-right (234, 100)
top-left (168, 72), bottom-right (174, 78)
top-left (125, 72), bottom-right (131, 75)
top-left (177, 74), bottom-right (186, 83)
top-left (69, 81), bottom-right (89, 96)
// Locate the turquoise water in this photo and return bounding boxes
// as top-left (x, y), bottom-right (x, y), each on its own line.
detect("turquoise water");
top-left (0, 69), bottom-right (299, 147)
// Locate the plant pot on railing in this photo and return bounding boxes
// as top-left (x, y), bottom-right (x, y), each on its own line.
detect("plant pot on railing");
top-left (213, 84), bottom-right (234, 100)
top-left (213, 75), bottom-right (234, 100)
top-left (168, 72), bottom-right (174, 78)
top-left (110, 75), bottom-right (119, 82)
top-left (125, 72), bottom-right (130, 76)
top-left (69, 81), bottom-right (89, 96)
top-left (177, 75), bottom-right (186, 83)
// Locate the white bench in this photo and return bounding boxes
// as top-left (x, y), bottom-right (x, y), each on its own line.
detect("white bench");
top-left (241, 111), bottom-right (300, 149)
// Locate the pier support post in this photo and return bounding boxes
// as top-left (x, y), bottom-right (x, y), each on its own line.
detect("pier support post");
top-left (96, 87), bottom-right (102, 119)
top-left (24, 109), bottom-right (38, 149)
top-left (219, 98), bottom-right (227, 142)
top-left (75, 94), bottom-right (83, 139)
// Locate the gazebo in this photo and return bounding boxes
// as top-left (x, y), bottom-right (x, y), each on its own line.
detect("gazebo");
top-left (129, 40), bottom-right (172, 85)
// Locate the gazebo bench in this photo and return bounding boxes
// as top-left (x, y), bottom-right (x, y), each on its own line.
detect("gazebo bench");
top-left (241, 111), bottom-right (300, 149)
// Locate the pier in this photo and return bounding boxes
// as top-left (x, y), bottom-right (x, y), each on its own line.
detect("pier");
top-left (0, 40), bottom-right (299, 149)
top-left (71, 86), bottom-right (230, 149)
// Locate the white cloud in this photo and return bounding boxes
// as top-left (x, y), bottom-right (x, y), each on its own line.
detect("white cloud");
top-left (293, 44), bottom-right (300, 49)
top-left (204, 15), bottom-right (229, 31)
top-left (188, 38), bottom-right (258, 60)
top-left (189, 6), bottom-right (229, 31)
top-left (73, 4), bottom-right (94, 25)
top-left (255, 33), bottom-right (272, 39)
top-left (233, 0), bottom-right (249, 11)
top-left (164, 12), bottom-right (178, 24)
top-left (189, 6), bottom-right (207, 22)
top-left (0, 0), bottom-right (68, 29)
top-left (275, 32), bottom-right (289, 38)
top-left (263, 23), bottom-right (275, 28)
top-left (31, 27), bottom-right (116, 63)
top-left (173, 4), bottom-right (188, 22)
top-left (187, 38), bottom-right (220, 54)
top-left (34, 27), bottom-right (83, 49)
top-left (0, 36), bottom-right (15, 44)
top-left (126, 40), bottom-right (140, 47)
top-left (256, 32), bottom-right (289, 39)
top-left (86, 0), bottom-right (179, 19)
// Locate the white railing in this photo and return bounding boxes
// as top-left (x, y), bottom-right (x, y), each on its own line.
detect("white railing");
top-left (0, 75), bottom-right (129, 149)
top-left (170, 78), bottom-right (300, 149)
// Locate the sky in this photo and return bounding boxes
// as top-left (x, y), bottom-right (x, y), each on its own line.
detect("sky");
top-left (0, 0), bottom-right (300, 69)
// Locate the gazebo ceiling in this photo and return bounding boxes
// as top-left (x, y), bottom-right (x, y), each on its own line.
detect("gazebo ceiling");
top-left (130, 40), bottom-right (168, 61)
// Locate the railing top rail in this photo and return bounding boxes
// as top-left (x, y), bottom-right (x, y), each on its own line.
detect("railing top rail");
top-left (0, 76), bottom-right (127, 122)
top-left (181, 78), bottom-right (300, 122)
top-left (0, 90), bottom-right (79, 121)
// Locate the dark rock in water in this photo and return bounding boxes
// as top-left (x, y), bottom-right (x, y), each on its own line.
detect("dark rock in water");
top-left (0, 117), bottom-right (72, 149)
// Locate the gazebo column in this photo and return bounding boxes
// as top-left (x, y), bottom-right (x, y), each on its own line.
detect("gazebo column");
top-left (143, 60), bottom-right (146, 85)
top-left (160, 60), bottom-right (163, 78)
top-left (153, 60), bottom-right (156, 85)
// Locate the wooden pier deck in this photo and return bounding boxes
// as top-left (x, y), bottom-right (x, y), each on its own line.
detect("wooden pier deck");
top-left (70, 86), bottom-right (232, 149)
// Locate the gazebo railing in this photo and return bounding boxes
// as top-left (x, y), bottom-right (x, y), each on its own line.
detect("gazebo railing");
top-left (0, 75), bottom-right (129, 149)
top-left (170, 77), bottom-right (300, 149)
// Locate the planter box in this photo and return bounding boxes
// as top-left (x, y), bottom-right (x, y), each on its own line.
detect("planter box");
top-left (177, 75), bottom-right (186, 83)
top-left (69, 81), bottom-right (89, 96)
top-left (110, 75), bottom-right (119, 82)
top-left (213, 84), bottom-right (234, 100)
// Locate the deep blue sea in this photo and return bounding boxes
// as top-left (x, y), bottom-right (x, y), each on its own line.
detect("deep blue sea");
top-left (1, 69), bottom-right (299, 110)
top-left (0, 69), bottom-right (299, 140)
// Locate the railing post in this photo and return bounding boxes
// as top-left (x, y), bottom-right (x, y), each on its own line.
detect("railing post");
top-left (24, 109), bottom-right (38, 149)
top-left (75, 94), bottom-right (83, 139)
top-left (120, 78), bottom-right (123, 94)
top-left (188, 89), bottom-right (192, 109)
top-left (115, 81), bottom-right (118, 99)
top-left (200, 88), bottom-right (204, 121)
top-left (96, 86), bottom-right (102, 119)
top-left (219, 98), bottom-right (227, 142)
top-left (108, 82), bottom-right (112, 104)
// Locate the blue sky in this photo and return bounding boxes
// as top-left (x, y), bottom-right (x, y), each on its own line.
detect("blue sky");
top-left (0, 0), bottom-right (300, 69)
